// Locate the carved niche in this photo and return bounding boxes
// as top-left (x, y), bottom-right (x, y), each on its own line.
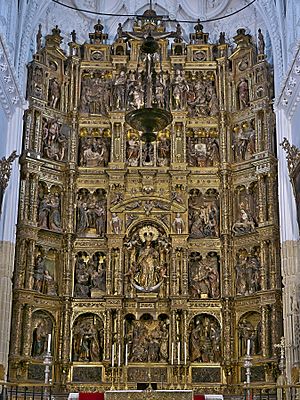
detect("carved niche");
top-left (125, 313), bottom-right (169, 363)
top-left (74, 251), bottom-right (106, 298)
top-left (189, 251), bottom-right (220, 299)
top-left (37, 183), bottom-right (62, 231)
top-left (124, 224), bottom-right (170, 293)
top-left (72, 313), bottom-right (104, 362)
top-left (76, 189), bottom-right (106, 236)
top-left (33, 246), bottom-right (58, 295)
top-left (189, 188), bottom-right (220, 238)
top-left (79, 127), bottom-right (111, 167)
top-left (189, 314), bottom-right (221, 363)
top-left (31, 311), bottom-right (53, 358)
top-left (186, 128), bottom-right (220, 167)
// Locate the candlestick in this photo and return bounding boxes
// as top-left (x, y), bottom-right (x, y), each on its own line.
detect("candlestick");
top-left (246, 339), bottom-right (251, 356)
top-left (47, 333), bottom-right (51, 353)
top-left (125, 343), bottom-right (128, 366)
top-left (118, 343), bottom-right (121, 367)
top-left (171, 342), bottom-right (174, 365)
top-left (112, 343), bottom-right (115, 367)
top-left (177, 341), bottom-right (180, 365)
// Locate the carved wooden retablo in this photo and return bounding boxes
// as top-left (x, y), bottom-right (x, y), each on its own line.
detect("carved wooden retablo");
top-left (9, 11), bottom-right (281, 395)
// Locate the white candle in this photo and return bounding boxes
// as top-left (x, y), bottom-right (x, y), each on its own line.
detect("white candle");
top-left (125, 343), bottom-right (128, 366)
top-left (112, 344), bottom-right (115, 367)
top-left (246, 339), bottom-right (251, 356)
top-left (118, 343), bottom-right (121, 367)
top-left (47, 333), bottom-right (51, 353)
top-left (184, 342), bottom-right (187, 365)
top-left (171, 342), bottom-right (174, 365)
top-left (177, 341), bottom-right (180, 365)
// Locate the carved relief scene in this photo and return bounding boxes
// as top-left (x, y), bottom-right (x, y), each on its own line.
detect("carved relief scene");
top-left (79, 127), bottom-right (111, 167)
top-left (235, 247), bottom-right (261, 296)
top-left (232, 184), bottom-right (258, 235)
top-left (11, 16), bottom-right (282, 392)
top-left (80, 70), bottom-right (112, 115)
top-left (189, 314), bottom-right (221, 363)
top-left (33, 247), bottom-right (58, 295)
top-left (126, 129), bottom-right (170, 167)
top-left (189, 252), bottom-right (220, 299)
top-left (76, 189), bottom-right (106, 236)
top-left (37, 183), bottom-right (62, 231)
top-left (74, 251), bottom-right (106, 298)
top-left (185, 71), bottom-right (219, 117)
top-left (232, 120), bottom-right (256, 162)
top-left (189, 189), bottom-right (219, 238)
top-left (72, 313), bottom-right (104, 362)
top-left (42, 117), bottom-right (69, 162)
top-left (186, 128), bottom-right (220, 167)
top-left (125, 314), bottom-right (169, 363)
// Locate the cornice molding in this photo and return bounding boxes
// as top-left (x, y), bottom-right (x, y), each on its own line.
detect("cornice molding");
top-left (0, 35), bottom-right (25, 118)
top-left (274, 40), bottom-right (300, 119)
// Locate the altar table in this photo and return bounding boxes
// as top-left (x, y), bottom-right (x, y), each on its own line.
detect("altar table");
top-left (68, 391), bottom-right (223, 400)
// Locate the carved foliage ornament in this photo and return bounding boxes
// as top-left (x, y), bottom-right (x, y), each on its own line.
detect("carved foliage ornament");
top-left (0, 150), bottom-right (18, 215)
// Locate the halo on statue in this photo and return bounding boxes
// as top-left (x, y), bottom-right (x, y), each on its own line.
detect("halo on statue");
top-left (138, 225), bottom-right (159, 242)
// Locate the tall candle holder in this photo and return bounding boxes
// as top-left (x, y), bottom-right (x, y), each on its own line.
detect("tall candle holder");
top-left (43, 349), bottom-right (52, 400)
top-left (243, 353), bottom-right (252, 400)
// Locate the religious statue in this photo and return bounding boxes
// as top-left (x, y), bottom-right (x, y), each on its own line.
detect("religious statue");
top-left (236, 251), bottom-right (261, 296)
top-left (172, 69), bottom-right (189, 110)
top-left (114, 70), bottom-right (127, 110)
top-left (48, 78), bottom-right (60, 109)
top-left (111, 213), bottom-right (122, 234)
top-left (74, 253), bottom-right (90, 297)
top-left (33, 253), bottom-right (57, 295)
top-left (238, 78), bottom-right (249, 109)
top-left (73, 315), bottom-right (103, 362)
top-left (238, 318), bottom-right (255, 356)
top-left (31, 317), bottom-right (51, 358)
top-left (173, 213), bottom-right (185, 234)
top-left (126, 133), bottom-right (140, 166)
top-left (125, 225), bottom-right (169, 292)
top-left (33, 254), bottom-right (46, 292)
top-left (258, 28), bottom-right (265, 55)
top-left (219, 31), bottom-right (225, 45)
top-left (157, 132), bottom-right (170, 166)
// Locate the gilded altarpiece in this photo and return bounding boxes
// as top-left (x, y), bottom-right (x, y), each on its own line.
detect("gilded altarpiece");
top-left (9, 17), bottom-right (282, 395)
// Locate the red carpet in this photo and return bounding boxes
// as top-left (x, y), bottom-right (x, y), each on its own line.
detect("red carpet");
top-left (79, 393), bottom-right (104, 400)
top-left (194, 395), bottom-right (205, 400)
